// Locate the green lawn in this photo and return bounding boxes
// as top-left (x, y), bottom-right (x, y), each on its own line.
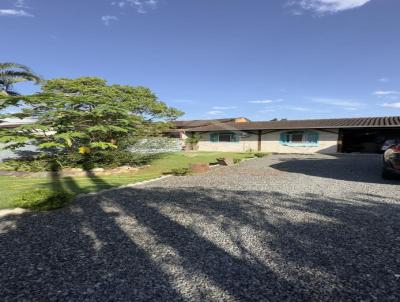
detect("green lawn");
top-left (0, 152), bottom-right (255, 210)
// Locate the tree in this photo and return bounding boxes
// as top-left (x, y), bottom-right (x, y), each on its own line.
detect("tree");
top-left (0, 62), bottom-right (42, 96)
top-left (0, 77), bottom-right (183, 167)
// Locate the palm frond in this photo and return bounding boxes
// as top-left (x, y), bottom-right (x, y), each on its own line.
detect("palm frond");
top-left (0, 70), bottom-right (42, 84)
top-left (0, 62), bottom-right (34, 73)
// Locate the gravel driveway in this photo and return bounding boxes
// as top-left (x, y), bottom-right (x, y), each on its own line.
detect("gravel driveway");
top-left (1, 154), bottom-right (399, 301)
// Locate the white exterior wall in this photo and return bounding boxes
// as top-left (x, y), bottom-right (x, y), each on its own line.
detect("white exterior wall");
top-left (194, 129), bottom-right (339, 154)
top-left (261, 129), bottom-right (339, 154)
top-left (196, 132), bottom-right (259, 152)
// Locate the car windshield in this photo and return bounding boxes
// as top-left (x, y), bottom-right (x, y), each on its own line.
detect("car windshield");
top-left (384, 139), bottom-right (397, 146)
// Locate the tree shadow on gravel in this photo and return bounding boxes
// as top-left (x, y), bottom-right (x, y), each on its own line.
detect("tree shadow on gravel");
top-left (0, 186), bottom-right (399, 301)
top-left (270, 154), bottom-right (400, 184)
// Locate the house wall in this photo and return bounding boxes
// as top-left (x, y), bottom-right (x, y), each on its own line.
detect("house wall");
top-left (0, 143), bottom-right (38, 162)
top-left (261, 129), bottom-right (339, 154)
top-left (194, 129), bottom-right (339, 154)
top-left (196, 131), bottom-right (259, 152)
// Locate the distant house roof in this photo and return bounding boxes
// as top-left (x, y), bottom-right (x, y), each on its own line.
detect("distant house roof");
top-left (172, 117), bottom-right (250, 129)
top-left (184, 116), bottom-right (400, 132)
top-left (0, 118), bottom-right (36, 129)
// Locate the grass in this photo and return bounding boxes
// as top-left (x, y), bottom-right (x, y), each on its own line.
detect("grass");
top-left (0, 152), bottom-right (256, 210)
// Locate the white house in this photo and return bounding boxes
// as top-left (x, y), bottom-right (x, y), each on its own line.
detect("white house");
top-left (171, 116), bottom-right (400, 154)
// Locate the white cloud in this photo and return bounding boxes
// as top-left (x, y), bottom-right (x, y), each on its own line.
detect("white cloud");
top-left (0, 9), bottom-right (33, 17)
top-left (112, 0), bottom-right (158, 14)
top-left (248, 99), bottom-right (283, 104)
top-left (378, 77), bottom-right (389, 83)
top-left (382, 102), bottom-right (400, 109)
top-left (373, 90), bottom-right (400, 96)
top-left (212, 106), bottom-right (237, 110)
top-left (207, 110), bottom-right (223, 115)
top-left (312, 97), bottom-right (364, 109)
top-left (101, 15), bottom-right (118, 26)
top-left (14, 0), bottom-right (27, 8)
top-left (289, 0), bottom-right (371, 14)
top-left (284, 105), bottom-right (311, 112)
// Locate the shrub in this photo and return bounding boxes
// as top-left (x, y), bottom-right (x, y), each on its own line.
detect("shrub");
top-left (185, 133), bottom-right (201, 150)
top-left (233, 158), bottom-right (242, 164)
top-left (0, 150), bottom-right (162, 172)
top-left (129, 137), bottom-right (181, 153)
top-left (0, 158), bottom-right (54, 172)
top-left (254, 152), bottom-right (269, 158)
top-left (170, 167), bottom-right (190, 176)
top-left (58, 150), bottom-right (161, 169)
top-left (14, 189), bottom-right (74, 211)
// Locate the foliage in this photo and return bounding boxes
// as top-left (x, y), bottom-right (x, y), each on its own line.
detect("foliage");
top-left (0, 77), bottom-right (183, 167)
top-left (170, 167), bottom-right (190, 176)
top-left (0, 158), bottom-right (53, 172)
top-left (57, 150), bottom-right (160, 169)
top-left (233, 158), bottom-right (242, 164)
top-left (129, 136), bottom-right (181, 153)
top-left (0, 150), bottom-right (161, 172)
top-left (185, 133), bottom-right (201, 145)
top-left (13, 189), bottom-right (74, 211)
top-left (0, 62), bottom-right (42, 96)
top-left (254, 152), bottom-right (269, 158)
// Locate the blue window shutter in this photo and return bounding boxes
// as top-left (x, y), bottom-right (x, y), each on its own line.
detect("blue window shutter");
top-left (306, 131), bottom-right (319, 145)
top-left (232, 133), bottom-right (239, 142)
top-left (280, 132), bottom-right (288, 144)
top-left (210, 133), bottom-right (219, 142)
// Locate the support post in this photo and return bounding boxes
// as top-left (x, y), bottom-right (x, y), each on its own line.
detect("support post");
top-left (257, 130), bottom-right (262, 151)
top-left (337, 129), bottom-right (343, 153)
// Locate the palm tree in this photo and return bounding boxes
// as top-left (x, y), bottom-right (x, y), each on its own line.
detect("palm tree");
top-left (0, 62), bottom-right (43, 96)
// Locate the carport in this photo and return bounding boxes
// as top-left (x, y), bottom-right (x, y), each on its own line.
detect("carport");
top-left (340, 128), bottom-right (400, 153)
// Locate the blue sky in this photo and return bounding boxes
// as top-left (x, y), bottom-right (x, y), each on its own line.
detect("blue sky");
top-left (2, 0), bottom-right (400, 121)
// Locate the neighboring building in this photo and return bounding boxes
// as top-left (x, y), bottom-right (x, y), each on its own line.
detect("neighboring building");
top-left (0, 118), bottom-right (36, 129)
top-left (0, 118), bottom-right (38, 161)
top-left (167, 117), bottom-right (250, 141)
top-left (173, 116), bottom-right (400, 154)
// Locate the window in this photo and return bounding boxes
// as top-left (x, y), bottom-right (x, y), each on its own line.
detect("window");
top-left (280, 131), bottom-right (319, 146)
top-left (210, 132), bottom-right (239, 143)
top-left (291, 132), bottom-right (304, 142)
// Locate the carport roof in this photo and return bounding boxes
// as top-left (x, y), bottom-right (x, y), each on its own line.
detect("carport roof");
top-left (184, 116), bottom-right (400, 132)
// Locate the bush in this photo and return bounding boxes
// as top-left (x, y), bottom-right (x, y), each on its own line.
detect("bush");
top-left (233, 158), bottom-right (242, 164)
top-left (129, 137), bottom-right (181, 153)
top-left (0, 150), bottom-right (162, 172)
top-left (14, 189), bottom-right (74, 211)
top-left (170, 167), bottom-right (190, 176)
top-left (58, 150), bottom-right (161, 169)
top-left (254, 152), bottom-right (269, 158)
top-left (0, 158), bottom-right (54, 172)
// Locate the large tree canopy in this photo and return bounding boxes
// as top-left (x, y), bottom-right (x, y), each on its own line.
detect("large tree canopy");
top-left (0, 77), bottom-right (183, 160)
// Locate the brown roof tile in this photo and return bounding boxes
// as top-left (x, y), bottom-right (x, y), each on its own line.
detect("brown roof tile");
top-left (172, 117), bottom-right (249, 129)
top-left (184, 116), bottom-right (400, 132)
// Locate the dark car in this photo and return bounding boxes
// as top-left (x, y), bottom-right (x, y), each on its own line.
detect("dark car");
top-left (381, 139), bottom-right (400, 153)
top-left (382, 143), bottom-right (400, 179)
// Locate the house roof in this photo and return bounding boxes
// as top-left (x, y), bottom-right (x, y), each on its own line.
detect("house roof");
top-left (184, 116), bottom-right (400, 132)
top-left (0, 118), bottom-right (37, 129)
top-left (172, 117), bottom-right (249, 129)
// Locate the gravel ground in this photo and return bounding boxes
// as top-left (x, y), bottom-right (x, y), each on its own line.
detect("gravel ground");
top-left (1, 154), bottom-right (399, 301)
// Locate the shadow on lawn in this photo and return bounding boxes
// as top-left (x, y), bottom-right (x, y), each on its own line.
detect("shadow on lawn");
top-left (26, 162), bottom-right (113, 211)
top-left (1, 186), bottom-right (399, 301)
